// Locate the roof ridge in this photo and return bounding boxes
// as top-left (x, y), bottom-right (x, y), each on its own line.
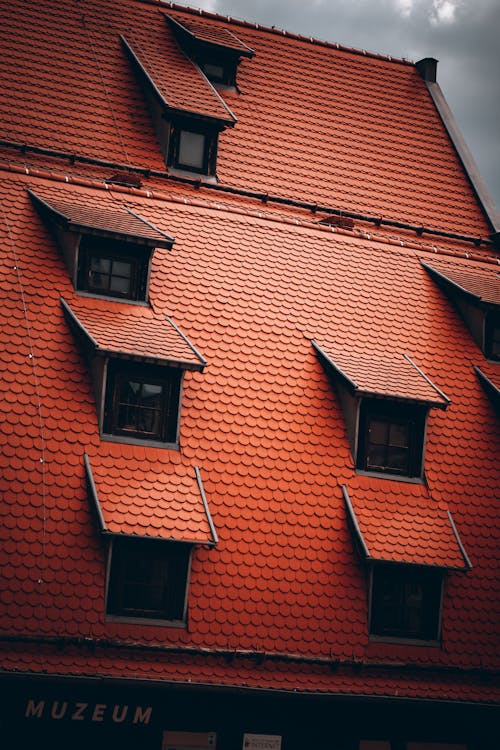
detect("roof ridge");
top-left (160, 1), bottom-right (415, 67)
top-left (5, 162), bottom-right (498, 267)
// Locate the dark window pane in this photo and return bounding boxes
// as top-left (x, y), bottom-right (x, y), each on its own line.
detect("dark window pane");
top-left (368, 419), bottom-right (389, 444)
top-left (203, 62), bottom-right (225, 81)
top-left (389, 422), bottom-right (409, 447)
top-left (178, 130), bottom-right (206, 169)
top-left (366, 445), bottom-right (387, 470)
top-left (370, 565), bottom-right (441, 640)
top-left (78, 236), bottom-right (149, 301)
top-left (105, 363), bottom-right (181, 443)
top-left (361, 404), bottom-right (420, 476)
top-left (90, 257), bottom-right (111, 273)
top-left (107, 539), bottom-right (191, 621)
top-left (117, 379), bottom-right (163, 437)
top-left (387, 446), bottom-right (409, 472)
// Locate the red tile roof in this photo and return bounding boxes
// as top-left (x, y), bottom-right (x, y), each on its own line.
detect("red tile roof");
top-left (29, 188), bottom-right (174, 247)
top-left (166, 14), bottom-right (255, 57)
top-left (342, 482), bottom-right (470, 569)
top-left (122, 33), bottom-right (237, 124)
top-left (0, 0), bottom-right (492, 235)
top-left (85, 453), bottom-right (216, 544)
top-left (61, 296), bottom-right (206, 368)
top-left (422, 258), bottom-right (500, 305)
top-left (312, 346), bottom-right (449, 406)
top-left (0, 0), bottom-right (499, 709)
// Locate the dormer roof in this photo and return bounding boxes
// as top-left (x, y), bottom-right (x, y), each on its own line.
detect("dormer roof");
top-left (29, 188), bottom-right (175, 248)
top-left (85, 454), bottom-right (217, 545)
top-left (422, 259), bottom-right (500, 306)
top-left (121, 34), bottom-right (237, 126)
top-left (165, 14), bottom-right (255, 58)
top-left (342, 483), bottom-right (471, 570)
top-left (312, 345), bottom-right (449, 407)
top-left (61, 296), bottom-right (206, 369)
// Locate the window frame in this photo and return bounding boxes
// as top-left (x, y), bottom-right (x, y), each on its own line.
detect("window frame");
top-left (369, 563), bottom-right (443, 643)
top-left (168, 121), bottom-right (218, 176)
top-left (103, 360), bottom-right (183, 445)
top-left (77, 235), bottom-right (150, 302)
top-left (199, 55), bottom-right (237, 87)
top-left (106, 536), bottom-right (192, 625)
top-left (357, 399), bottom-right (426, 479)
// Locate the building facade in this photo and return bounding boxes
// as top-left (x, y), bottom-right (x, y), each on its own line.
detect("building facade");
top-left (0, 1), bottom-right (499, 748)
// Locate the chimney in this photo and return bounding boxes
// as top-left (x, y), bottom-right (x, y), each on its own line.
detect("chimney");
top-left (415, 57), bottom-right (438, 82)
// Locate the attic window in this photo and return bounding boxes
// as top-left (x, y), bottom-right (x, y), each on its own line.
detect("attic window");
top-left (421, 261), bottom-right (500, 362)
top-left (369, 563), bottom-right (443, 641)
top-left (104, 361), bottom-right (182, 444)
top-left (357, 400), bottom-right (425, 477)
top-left (165, 14), bottom-right (255, 89)
top-left (107, 537), bottom-right (191, 624)
top-left (312, 345), bottom-right (448, 481)
top-left (201, 60), bottom-right (227, 84)
top-left (77, 236), bottom-right (149, 301)
top-left (28, 189), bottom-right (174, 303)
top-left (168, 123), bottom-right (216, 174)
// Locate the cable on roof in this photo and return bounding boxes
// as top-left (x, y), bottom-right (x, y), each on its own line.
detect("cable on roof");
top-left (0, 201), bottom-right (48, 637)
top-left (75, 0), bottom-right (132, 168)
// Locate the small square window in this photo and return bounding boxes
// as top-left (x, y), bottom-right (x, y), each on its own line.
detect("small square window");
top-left (370, 564), bottom-right (442, 641)
top-left (107, 537), bottom-right (191, 622)
top-left (168, 122), bottom-right (217, 176)
top-left (202, 61), bottom-right (226, 83)
top-left (178, 129), bottom-right (207, 171)
top-left (77, 236), bottom-right (149, 301)
top-left (357, 400), bottom-right (425, 478)
top-left (104, 361), bottom-right (182, 444)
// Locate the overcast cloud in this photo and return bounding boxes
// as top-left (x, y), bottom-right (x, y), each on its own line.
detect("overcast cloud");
top-left (169, 0), bottom-right (500, 212)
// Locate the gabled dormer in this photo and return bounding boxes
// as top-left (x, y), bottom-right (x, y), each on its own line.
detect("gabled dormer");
top-left (342, 480), bottom-right (471, 644)
top-left (165, 14), bottom-right (254, 89)
top-left (312, 345), bottom-right (449, 480)
top-left (29, 189), bottom-right (174, 303)
top-left (61, 296), bottom-right (206, 447)
top-left (422, 259), bottom-right (500, 362)
top-left (85, 455), bottom-right (217, 626)
top-left (121, 34), bottom-right (237, 180)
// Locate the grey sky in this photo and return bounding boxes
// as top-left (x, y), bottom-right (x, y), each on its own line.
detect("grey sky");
top-left (169, 0), bottom-right (500, 213)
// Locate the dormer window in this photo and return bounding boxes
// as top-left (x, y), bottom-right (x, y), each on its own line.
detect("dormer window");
top-left (77, 236), bottom-right (150, 301)
top-left (312, 345), bottom-right (449, 480)
top-left (168, 121), bottom-right (218, 175)
top-left (107, 537), bottom-right (191, 624)
top-left (29, 189), bottom-right (174, 303)
top-left (165, 14), bottom-right (255, 90)
top-left (369, 563), bottom-right (443, 641)
top-left (104, 361), bottom-right (182, 443)
top-left (85, 455), bottom-right (218, 626)
top-left (61, 297), bottom-right (206, 447)
top-left (357, 400), bottom-right (425, 478)
top-left (422, 260), bottom-right (500, 362)
top-left (121, 35), bottom-right (237, 181)
top-left (342, 484), bottom-right (471, 644)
